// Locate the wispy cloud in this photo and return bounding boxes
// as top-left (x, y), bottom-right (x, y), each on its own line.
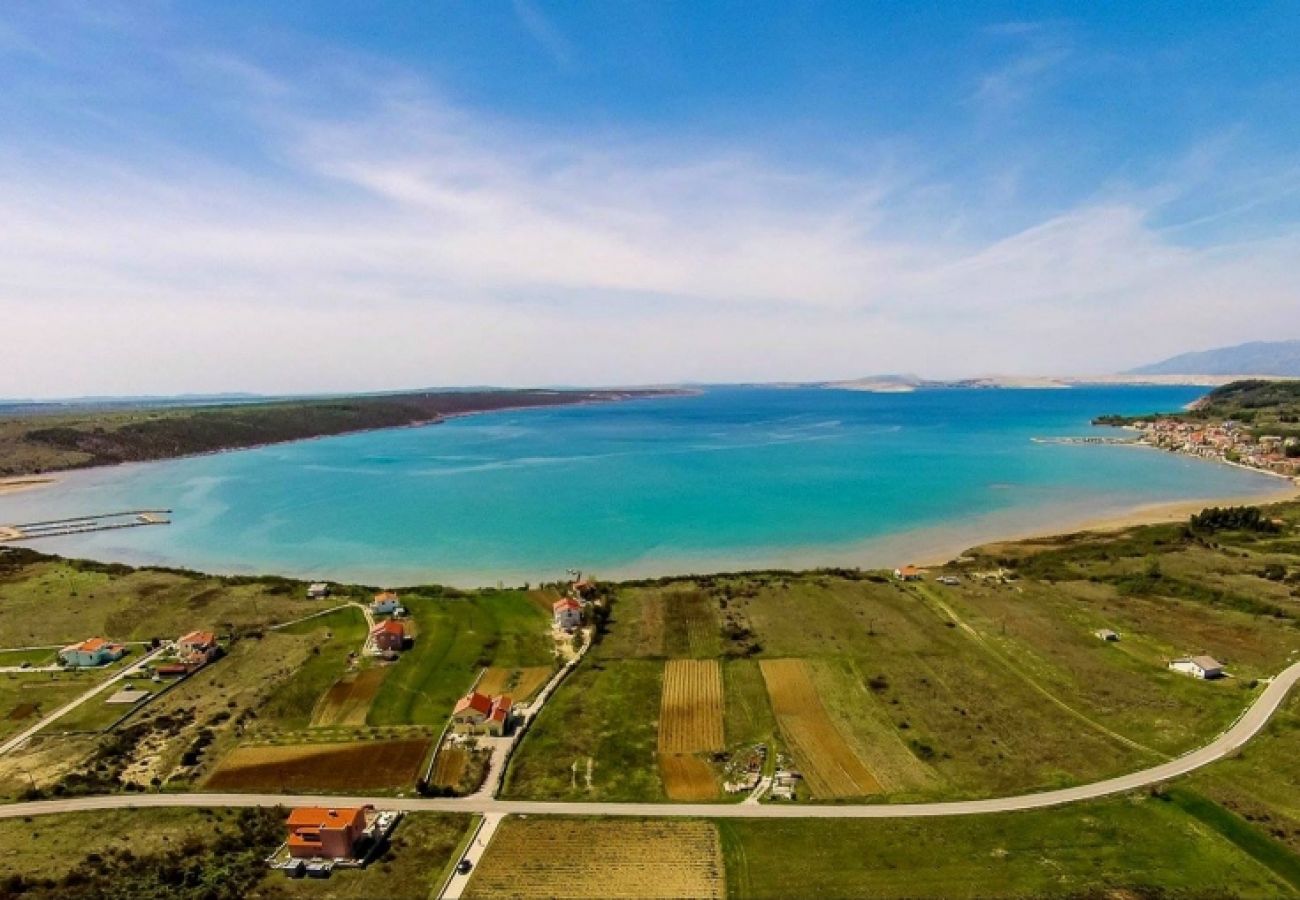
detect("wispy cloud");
top-left (972, 21), bottom-right (1071, 111)
top-left (0, 13), bottom-right (1297, 396)
top-left (512, 0), bottom-right (574, 69)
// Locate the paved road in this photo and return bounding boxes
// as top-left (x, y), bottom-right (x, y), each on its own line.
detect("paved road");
top-left (3, 662), bottom-right (1297, 821)
top-left (0, 646), bottom-right (169, 757)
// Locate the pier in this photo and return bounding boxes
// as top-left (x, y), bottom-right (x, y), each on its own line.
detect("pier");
top-left (0, 509), bottom-right (172, 542)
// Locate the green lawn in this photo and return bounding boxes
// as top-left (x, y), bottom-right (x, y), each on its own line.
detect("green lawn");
top-left (367, 589), bottom-right (552, 726)
top-left (717, 797), bottom-right (1295, 898)
top-left (0, 648), bottom-right (59, 667)
top-left (504, 658), bottom-right (665, 801)
top-left (0, 669), bottom-right (108, 740)
top-left (259, 607), bottom-right (368, 730)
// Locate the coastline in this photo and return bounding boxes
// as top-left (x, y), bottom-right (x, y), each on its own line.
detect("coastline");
top-left (0, 476), bottom-right (56, 497)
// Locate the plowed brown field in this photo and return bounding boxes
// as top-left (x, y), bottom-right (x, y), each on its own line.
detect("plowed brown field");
top-left (759, 658), bottom-right (881, 798)
top-left (205, 737), bottom-right (428, 791)
top-left (311, 667), bottom-right (386, 727)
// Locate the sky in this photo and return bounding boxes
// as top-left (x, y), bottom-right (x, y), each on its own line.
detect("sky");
top-left (2, 2), bottom-right (1299, 396)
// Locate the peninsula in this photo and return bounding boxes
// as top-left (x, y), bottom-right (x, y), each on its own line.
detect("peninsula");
top-left (0, 388), bottom-right (676, 478)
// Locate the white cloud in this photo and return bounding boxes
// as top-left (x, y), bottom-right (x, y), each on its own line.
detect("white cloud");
top-left (0, 46), bottom-right (1297, 397)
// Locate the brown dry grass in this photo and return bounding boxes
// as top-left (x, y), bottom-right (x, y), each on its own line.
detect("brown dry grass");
top-left (464, 818), bottom-right (724, 899)
top-left (760, 658), bottom-right (881, 798)
top-left (432, 745), bottom-right (468, 788)
top-left (658, 754), bottom-right (718, 800)
top-left (476, 666), bottom-right (552, 702)
top-left (659, 659), bottom-right (723, 753)
top-left (311, 667), bottom-right (387, 727)
top-left (204, 737), bottom-right (429, 792)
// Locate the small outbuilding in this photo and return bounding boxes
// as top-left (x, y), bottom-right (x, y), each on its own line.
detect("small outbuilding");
top-left (307, 582), bottom-right (330, 599)
top-left (1169, 656), bottom-right (1224, 679)
top-left (1095, 629), bottom-right (1120, 642)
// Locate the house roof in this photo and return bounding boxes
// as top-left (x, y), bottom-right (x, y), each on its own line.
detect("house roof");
top-left (896, 565), bottom-right (923, 576)
top-left (178, 630), bottom-right (216, 647)
top-left (286, 807), bottom-right (366, 831)
top-left (371, 620), bottom-right (405, 636)
top-left (454, 691), bottom-right (494, 717)
top-left (373, 591), bottom-right (398, 602)
top-left (1191, 655), bottom-right (1223, 670)
top-left (489, 695), bottom-right (513, 722)
top-left (553, 597), bottom-right (582, 612)
top-left (63, 637), bottom-right (111, 653)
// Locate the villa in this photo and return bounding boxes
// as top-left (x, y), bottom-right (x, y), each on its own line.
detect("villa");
top-left (286, 807), bottom-right (368, 861)
top-left (371, 591), bottom-right (399, 614)
top-left (370, 619), bottom-right (407, 653)
top-left (452, 691), bottom-right (512, 736)
top-left (553, 597), bottom-right (583, 631)
top-left (59, 637), bottom-right (126, 668)
top-left (894, 565), bottom-right (924, 581)
top-left (176, 630), bottom-right (219, 665)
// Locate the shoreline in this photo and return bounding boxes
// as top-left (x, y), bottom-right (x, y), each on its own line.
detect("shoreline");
top-left (0, 476), bottom-right (57, 497)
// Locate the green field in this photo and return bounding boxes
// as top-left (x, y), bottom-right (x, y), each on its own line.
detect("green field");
top-left (367, 588), bottom-right (554, 726)
top-left (717, 797), bottom-right (1295, 897)
top-left (259, 607), bottom-right (369, 730)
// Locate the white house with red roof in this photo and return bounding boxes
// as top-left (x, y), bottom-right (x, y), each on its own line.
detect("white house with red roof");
top-left (371, 591), bottom-right (400, 615)
top-left (451, 690), bottom-right (513, 736)
top-left (175, 630), bottom-right (219, 666)
top-left (370, 619), bottom-right (407, 653)
top-left (59, 637), bottom-right (125, 668)
top-left (553, 597), bottom-right (583, 631)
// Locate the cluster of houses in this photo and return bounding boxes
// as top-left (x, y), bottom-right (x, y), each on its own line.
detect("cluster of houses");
top-left (1134, 419), bottom-right (1300, 478)
top-left (368, 591), bottom-right (410, 656)
top-left (552, 576), bottom-right (598, 632)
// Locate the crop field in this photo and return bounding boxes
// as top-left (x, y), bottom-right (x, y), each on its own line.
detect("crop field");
top-left (431, 745), bottom-right (468, 788)
top-left (311, 667), bottom-right (387, 727)
top-left (476, 665), bottom-right (552, 702)
top-left (658, 754), bottom-right (718, 800)
top-left (759, 658), bottom-right (881, 797)
top-left (600, 585), bottom-right (721, 658)
top-left (204, 737), bottom-right (429, 791)
top-left (659, 659), bottom-right (724, 753)
top-left (464, 818), bottom-right (724, 899)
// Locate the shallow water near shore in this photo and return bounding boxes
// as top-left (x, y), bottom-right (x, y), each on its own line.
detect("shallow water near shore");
top-left (0, 386), bottom-right (1286, 586)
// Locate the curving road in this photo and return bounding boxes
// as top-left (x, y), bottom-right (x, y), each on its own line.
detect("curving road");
top-left (3, 662), bottom-right (1297, 822)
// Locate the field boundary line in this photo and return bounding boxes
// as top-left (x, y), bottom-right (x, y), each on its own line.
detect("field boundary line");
top-left (907, 583), bottom-right (1164, 758)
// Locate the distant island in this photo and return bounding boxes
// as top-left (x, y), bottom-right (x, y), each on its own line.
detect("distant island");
top-left (0, 388), bottom-right (677, 478)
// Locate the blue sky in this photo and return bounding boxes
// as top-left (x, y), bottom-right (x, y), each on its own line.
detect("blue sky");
top-left (2, 2), bottom-right (1298, 395)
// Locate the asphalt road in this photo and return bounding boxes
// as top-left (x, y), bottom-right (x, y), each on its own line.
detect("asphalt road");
top-left (3, 662), bottom-right (1296, 822)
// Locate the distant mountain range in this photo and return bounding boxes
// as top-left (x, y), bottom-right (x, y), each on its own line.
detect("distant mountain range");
top-left (1127, 340), bottom-right (1300, 377)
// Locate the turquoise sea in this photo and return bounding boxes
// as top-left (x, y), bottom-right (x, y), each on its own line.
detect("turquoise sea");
top-left (0, 386), bottom-right (1286, 586)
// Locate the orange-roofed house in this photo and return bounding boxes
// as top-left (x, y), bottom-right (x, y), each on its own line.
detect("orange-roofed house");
top-left (893, 565), bottom-right (924, 581)
top-left (286, 806), bottom-right (369, 860)
top-left (176, 631), bottom-right (219, 665)
top-left (59, 637), bottom-right (125, 668)
top-left (371, 591), bottom-right (400, 615)
top-left (452, 691), bottom-right (512, 736)
top-left (370, 619), bottom-right (407, 652)
top-left (553, 597), bottom-right (583, 631)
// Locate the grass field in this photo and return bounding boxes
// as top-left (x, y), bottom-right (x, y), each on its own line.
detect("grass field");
top-left (0, 647), bottom-right (59, 667)
top-left (717, 795), bottom-right (1295, 897)
top-left (0, 551), bottom-right (334, 647)
top-left (260, 607), bottom-right (368, 731)
top-left (204, 737), bottom-right (430, 792)
top-left (465, 818), bottom-right (725, 899)
top-left (504, 659), bottom-right (665, 801)
top-left (476, 665), bottom-right (553, 702)
top-left (759, 658), bottom-right (880, 798)
top-left (0, 669), bottom-right (106, 740)
top-left (366, 589), bottom-right (553, 726)
top-left (312, 667), bottom-right (387, 727)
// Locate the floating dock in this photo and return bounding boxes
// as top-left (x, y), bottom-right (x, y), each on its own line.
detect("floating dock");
top-left (0, 509), bottom-right (172, 542)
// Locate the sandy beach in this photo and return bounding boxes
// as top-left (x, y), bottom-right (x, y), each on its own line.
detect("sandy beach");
top-left (0, 476), bottom-right (56, 497)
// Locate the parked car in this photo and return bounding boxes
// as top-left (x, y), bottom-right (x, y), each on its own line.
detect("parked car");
top-left (457, 860), bottom-right (473, 875)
